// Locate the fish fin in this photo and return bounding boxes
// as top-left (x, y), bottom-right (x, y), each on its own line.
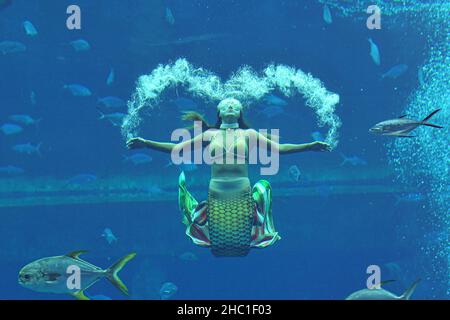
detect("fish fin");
top-left (71, 290), bottom-right (90, 300)
top-left (389, 134), bottom-right (416, 138)
top-left (421, 122), bottom-right (443, 129)
top-left (400, 279), bottom-right (421, 300)
top-left (106, 252), bottom-right (136, 296)
top-left (368, 279), bottom-right (395, 290)
top-left (66, 250), bottom-right (88, 259)
top-left (96, 107), bottom-right (105, 120)
top-left (339, 153), bottom-right (347, 166)
top-left (398, 115), bottom-right (407, 118)
top-left (421, 109), bottom-right (441, 122)
top-left (380, 279), bottom-right (396, 286)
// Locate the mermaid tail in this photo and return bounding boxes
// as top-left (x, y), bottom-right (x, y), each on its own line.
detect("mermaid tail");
top-left (251, 180), bottom-right (281, 248)
top-left (178, 172), bottom-right (280, 257)
top-left (178, 172), bottom-right (210, 247)
top-left (208, 186), bottom-right (254, 257)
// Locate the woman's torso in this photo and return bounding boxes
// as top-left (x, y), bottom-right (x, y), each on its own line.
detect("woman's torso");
top-left (207, 128), bottom-right (250, 181)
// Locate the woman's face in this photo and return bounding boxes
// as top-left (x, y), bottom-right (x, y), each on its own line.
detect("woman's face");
top-left (217, 99), bottom-right (243, 122)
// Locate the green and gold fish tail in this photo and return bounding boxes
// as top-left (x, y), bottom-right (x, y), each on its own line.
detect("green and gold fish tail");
top-left (251, 180), bottom-right (280, 248)
top-left (207, 187), bottom-right (254, 257)
top-left (178, 171), bottom-right (198, 226)
top-left (178, 171), bottom-right (210, 246)
top-left (106, 252), bottom-right (136, 296)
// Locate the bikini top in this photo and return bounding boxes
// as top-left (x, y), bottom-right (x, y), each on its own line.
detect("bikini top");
top-left (209, 129), bottom-right (249, 163)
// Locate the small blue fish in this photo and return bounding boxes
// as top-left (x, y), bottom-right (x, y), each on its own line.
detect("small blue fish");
top-left (340, 153), bottom-right (367, 166)
top-left (0, 41), bottom-right (26, 55)
top-left (165, 7), bottom-right (175, 26)
top-left (124, 153), bottom-right (153, 165)
top-left (288, 165), bottom-right (301, 182)
top-left (323, 4), bottom-right (333, 24)
top-left (98, 96), bottom-right (126, 109)
top-left (30, 91), bottom-right (37, 106)
top-left (12, 143), bottom-right (42, 156)
top-left (107, 68), bottom-right (115, 86)
top-left (0, 0), bottom-right (12, 11)
top-left (264, 94), bottom-right (287, 107)
top-left (311, 131), bottom-right (324, 141)
top-left (8, 115), bottom-right (40, 126)
top-left (23, 21), bottom-right (38, 37)
top-left (315, 185), bottom-right (333, 198)
top-left (394, 193), bottom-right (425, 206)
top-left (1, 123), bottom-right (23, 135)
top-left (179, 251), bottom-right (198, 262)
top-left (382, 64), bottom-right (408, 79)
top-left (166, 161), bottom-right (198, 172)
top-left (98, 111), bottom-right (126, 126)
top-left (101, 228), bottom-right (118, 245)
top-left (145, 184), bottom-right (163, 195)
top-left (368, 38), bottom-right (381, 66)
top-left (258, 105), bottom-right (285, 118)
top-left (0, 165), bottom-right (25, 175)
top-left (69, 39), bottom-right (91, 52)
top-left (64, 84), bottom-right (92, 97)
top-left (66, 174), bottom-right (97, 186)
top-left (159, 282), bottom-right (178, 300)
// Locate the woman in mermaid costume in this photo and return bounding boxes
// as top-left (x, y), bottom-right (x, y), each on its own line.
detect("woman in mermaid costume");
top-left (127, 98), bottom-right (331, 257)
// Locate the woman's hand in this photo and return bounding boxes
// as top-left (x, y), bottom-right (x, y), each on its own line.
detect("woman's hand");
top-left (126, 137), bottom-right (148, 150)
top-left (308, 141), bottom-right (332, 152)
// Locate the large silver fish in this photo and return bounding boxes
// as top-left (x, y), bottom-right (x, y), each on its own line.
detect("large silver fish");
top-left (18, 250), bottom-right (136, 300)
top-left (346, 279), bottom-right (420, 300)
top-left (369, 109), bottom-right (443, 137)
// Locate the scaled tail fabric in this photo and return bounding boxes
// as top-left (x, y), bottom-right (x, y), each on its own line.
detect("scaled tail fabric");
top-left (178, 172), bottom-right (280, 256)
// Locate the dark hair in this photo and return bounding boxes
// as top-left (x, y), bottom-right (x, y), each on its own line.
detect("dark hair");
top-left (182, 111), bottom-right (251, 129)
top-left (181, 110), bottom-right (277, 140)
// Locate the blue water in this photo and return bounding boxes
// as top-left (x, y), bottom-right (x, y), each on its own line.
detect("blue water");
top-left (0, 1), bottom-right (448, 300)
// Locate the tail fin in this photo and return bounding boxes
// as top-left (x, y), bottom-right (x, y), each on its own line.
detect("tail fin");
top-left (421, 109), bottom-right (441, 122)
top-left (36, 142), bottom-right (43, 158)
top-left (400, 279), bottom-right (420, 300)
top-left (165, 161), bottom-right (174, 168)
top-left (394, 195), bottom-right (401, 206)
top-left (422, 123), bottom-right (443, 129)
top-left (106, 252), bottom-right (136, 296)
top-left (96, 107), bottom-right (105, 120)
top-left (339, 153), bottom-right (348, 166)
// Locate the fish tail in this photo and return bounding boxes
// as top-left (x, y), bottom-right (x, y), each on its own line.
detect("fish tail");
top-left (339, 153), bottom-right (347, 166)
top-left (421, 109), bottom-right (441, 122)
top-left (394, 195), bottom-right (401, 206)
top-left (36, 142), bottom-right (43, 157)
top-left (106, 252), bottom-right (136, 296)
top-left (421, 123), bottom-right (443, 129)
top-left (96, 107), bottom-right (105, 120)
top-left (400, 279), bottom-right (421, 300)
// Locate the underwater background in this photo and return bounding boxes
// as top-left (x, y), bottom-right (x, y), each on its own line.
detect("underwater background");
top-left (0, 0), bottom-right (448, 300)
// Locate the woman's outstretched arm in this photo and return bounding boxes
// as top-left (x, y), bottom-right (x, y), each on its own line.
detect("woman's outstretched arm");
top-left (248, 129), bottom-right (331, 154)
top-left (126, 131), bottom-right (212, 154)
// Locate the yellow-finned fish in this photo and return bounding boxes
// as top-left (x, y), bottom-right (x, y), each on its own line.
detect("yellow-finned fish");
top-left (369, 109), bottom-right (443, 138)
top-left (18, 250), bottom-right (136, 300)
